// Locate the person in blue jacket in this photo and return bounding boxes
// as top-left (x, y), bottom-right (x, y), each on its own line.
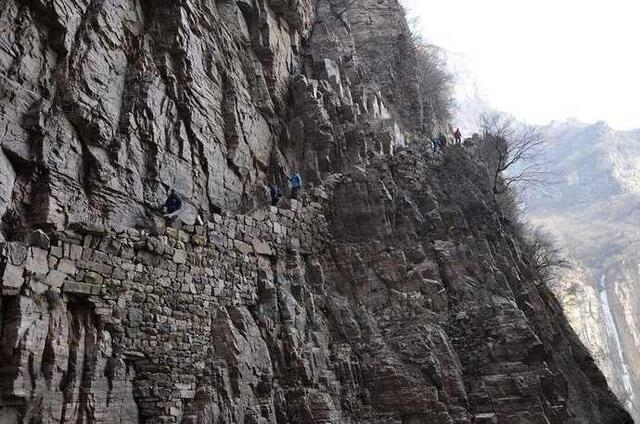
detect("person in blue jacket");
top-left (289, 171), bottom-right (302, 200)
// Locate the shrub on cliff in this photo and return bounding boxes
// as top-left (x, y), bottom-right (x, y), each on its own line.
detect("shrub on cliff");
top-left (475, 112), bottom-right (551, 194)
top-left (414, 42), bottom-right (453, 132)
top-left (406, 13), bottom-right (454, 132)
top-left (520, 226), bottom-right (571, 285)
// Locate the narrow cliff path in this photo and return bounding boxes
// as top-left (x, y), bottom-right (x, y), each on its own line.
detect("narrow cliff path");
top-left (0, 0), bottom-right (633, 422)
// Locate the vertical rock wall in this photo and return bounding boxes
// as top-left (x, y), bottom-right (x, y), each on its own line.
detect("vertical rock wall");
top-left (0, 0), bottom-right (412, 235)
top-left (0, 0), bottom-right (316, 233)
top-left (0, 0), bottom-right (633, 423)
top-left (0, 148), bottom-right (633, 423)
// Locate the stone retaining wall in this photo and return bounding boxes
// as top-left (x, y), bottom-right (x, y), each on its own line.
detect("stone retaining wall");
top-left (0, 198), bottom-right (330, 422)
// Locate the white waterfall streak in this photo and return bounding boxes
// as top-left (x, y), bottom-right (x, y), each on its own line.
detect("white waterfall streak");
top-left (599, 275), bottom-right (635, 405)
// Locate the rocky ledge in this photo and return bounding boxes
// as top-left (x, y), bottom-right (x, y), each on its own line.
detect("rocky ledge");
top-left (0, 146), bottom-right (633, 422)
top-left (0, 0), bottom-right (632, 422)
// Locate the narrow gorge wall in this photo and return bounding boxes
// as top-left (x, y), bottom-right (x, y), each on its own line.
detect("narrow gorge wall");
top-left (0, 0), bottom-right (632, 423)
top-left (523, 120), bottom-right (640, 421)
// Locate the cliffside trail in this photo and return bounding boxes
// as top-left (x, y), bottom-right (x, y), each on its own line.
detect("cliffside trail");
top-left (0, 0), bottom-right (632, 422)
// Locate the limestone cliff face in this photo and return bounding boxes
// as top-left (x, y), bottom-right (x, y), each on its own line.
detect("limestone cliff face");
top-left (0, 1), bottom-right (631, 423)
top-left (524, 120), bottom-right (640, 420)
top-left (0, 0), bottom-right (318, 231)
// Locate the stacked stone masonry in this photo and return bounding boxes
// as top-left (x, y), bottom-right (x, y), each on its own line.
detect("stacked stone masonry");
top-left (1, 198), bottom-right (333, 422)
top-left (0, 0), bottom-right (633, 422)
top-left (1, 147), bottom-right (634, 423)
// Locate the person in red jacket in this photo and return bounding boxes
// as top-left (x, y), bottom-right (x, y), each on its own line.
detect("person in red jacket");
top-left (454, 128), bottom-right (462, 144)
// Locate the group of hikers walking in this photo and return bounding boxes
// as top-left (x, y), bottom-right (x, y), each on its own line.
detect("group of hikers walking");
top-left (161, 124), bottom-right (462, 221)
top-left (267, 170), bottom-right (302, 207)
top-left (161, 124), bottom-right (462, 220)
top-left (432, 127), bottom-right (462, 153)
top-left (161, 170), bottom-right (303, 220)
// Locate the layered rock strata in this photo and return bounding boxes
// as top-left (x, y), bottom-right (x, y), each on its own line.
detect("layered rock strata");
top-left (1, 146), bottom-right (633, 423)
top-left (0, 0), bottom-right (632, 423)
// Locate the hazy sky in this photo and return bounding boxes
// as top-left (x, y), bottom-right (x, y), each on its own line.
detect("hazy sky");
top-left (404, 0), bottom-right (640, 130)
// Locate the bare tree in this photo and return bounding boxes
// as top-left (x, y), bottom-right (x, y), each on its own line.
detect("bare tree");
top-left (414, 43), bottom-right (453, 131)
top-left (402, 14), bottom-right (453, 131)
top-left (521, 226), bottom-right (571, 284)
top-left (328, 0), bottom-right (453, 132)
top-left (477, 113), bottom-right (551, 194)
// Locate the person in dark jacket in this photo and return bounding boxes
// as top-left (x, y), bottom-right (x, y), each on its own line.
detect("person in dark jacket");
top-left (163, 189), bottom-right (182, 217)
top-left (454, 128), bottom-right (462, 144)
top-left (289, 171), bottom-right (302, 200)
top-left (437, 132), bottom-right (447, 149)
top-left (269, 185), bottom-right (282, 207)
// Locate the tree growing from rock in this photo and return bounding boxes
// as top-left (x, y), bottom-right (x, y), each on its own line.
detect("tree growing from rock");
top-left (477, 112), bottom-right (551, 194)
top-left (414, 42), bottom-right (453, 132)
top-left (404, 14), bottom-right (453, 132)
top-left (521, 226), bottom-right (571, 285)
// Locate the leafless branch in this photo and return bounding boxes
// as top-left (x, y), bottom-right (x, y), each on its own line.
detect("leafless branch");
top-left (521, 227), bottom-right (571, 284)
top-left (477, 113), bottom-right (553, 194)
top-left (414, 43), bottom-right (453, 131)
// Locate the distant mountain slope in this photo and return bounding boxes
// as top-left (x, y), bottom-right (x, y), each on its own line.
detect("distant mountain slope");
top-left (529, 120), bottom-right (640, 209)
top-left (523, 119), bottom-right (640, 420)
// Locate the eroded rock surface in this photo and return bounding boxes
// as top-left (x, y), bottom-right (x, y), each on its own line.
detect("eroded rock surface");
top-left (0, 146), bottom-right (633, 423)
top-left (524, 120), bottom-right (640, 420)
top-left (0, 0), bottom-right (632, 423)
